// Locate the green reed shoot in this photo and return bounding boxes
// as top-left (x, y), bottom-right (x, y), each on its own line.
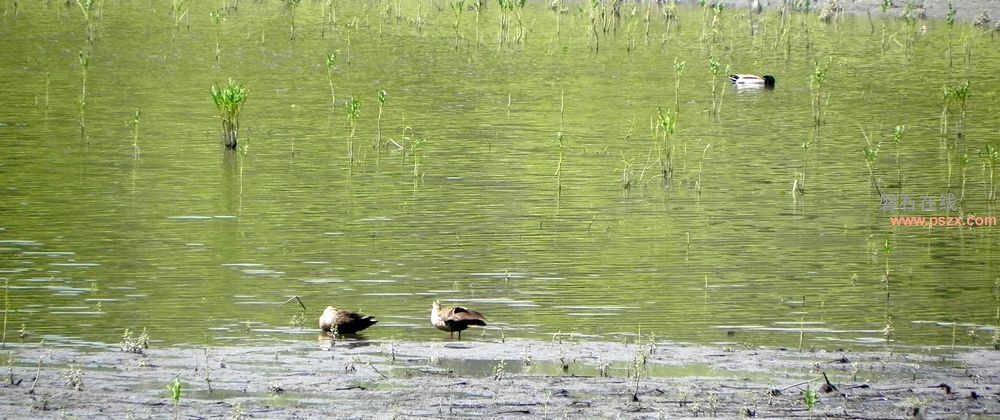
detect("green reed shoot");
top-left (803, 386), bottom-right (817, 411)
top-left (210, 78), bottom-right (249, 149)
top-left (471, 0), bottom-right (482, 46)
top-left (496, 0), bottom-right (526, 48)
top-left (411, 136), bottom-right (426, 178)
top-left (588, 0), bottom-right (601, 51)
top-left (879, 0), bottom-right (891, 54)
top-left (980, 144), bottom-right (999, 203)
top-left (286, 0), bottom-right (301, 40)
top-left (211, 9), bottom-right (224, 62)
top-left (451, 0), bottom-right (465, 48)
top-left (324, 51), bottom-right (340, 113)
top-left (168, 377), bottom-right (182, 419)
top-left (882, 234), bottom-right (892, 302)
top-left (946, 2), bottom-right (956, 67)
top-left (375, 89), bottom-right (387, 151)
top-left (497, 0), bottom-right (512, 48)
top-left (861, 126), bottom-right (880, 193)
top-left (959, 150), bottom-right (969, 203)
top-left (673, 58), bottom-right (685, 111)
top-left (629, 349), bottom-right (649, 401)
top-left (795, 139), bottom-right (811, 195)
top-left (940, 81), bottom-right (970, 139)
top-left (621, 155), bottom-right (637, 190)
top-left (559, 89), bottom-right (565, 132)
top-left (346, 96), bottom-right (361, 166)
top-left (810, 59), bottom-right (830, 126)
top-left (77, 51), bottom-right (89, 136)
top-left (893, 125), bottom-right (904, 187)
top-left (707, 56), bottom-right (721, 121)
top-left (75, 0), bottom-right (100, 43)
top-left (555, 131), bottom-right (566, 192)
top-left (882, 315), bottom-right (894, 343)
top-left (171, 0), bottom-right (191, 33)
top-left (899, 2), bottom-right (921, 56)
top-left (697, 144), bottom-right (711, 194)
top-left (655, 107), bottom-right (676, 184)
top-left (345, 18), bottom-right (358, 65)
top-left (126, 108), bottom-right (141, 158)
top-left (324, 0), bottom-right (337, 26)
top-left (551, 0), bottom-right (565, 38)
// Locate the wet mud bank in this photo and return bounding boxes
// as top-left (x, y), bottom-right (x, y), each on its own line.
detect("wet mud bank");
top-left (1, 339), bottom-right (998, 418)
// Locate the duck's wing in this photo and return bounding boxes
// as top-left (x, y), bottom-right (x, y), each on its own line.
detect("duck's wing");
top-left (730, 74), bottom-right (763, 84)
top-left (446, 306), bottom-right (487, 324)
top-left (338, 310), bottom-right (376, 323)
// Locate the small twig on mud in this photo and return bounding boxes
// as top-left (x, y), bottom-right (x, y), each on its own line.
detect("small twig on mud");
top-left (280, 296), bottom-right (307, 311)
top-left (778, 377), bottom-right (820, 393)
top-left (363, 361), bottom-right (388, 378)
top-left (28, 355), bottom-right (42, 394)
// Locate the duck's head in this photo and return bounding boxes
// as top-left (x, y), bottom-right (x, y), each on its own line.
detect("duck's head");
top-left (763, 75), bottom-right (776, 89)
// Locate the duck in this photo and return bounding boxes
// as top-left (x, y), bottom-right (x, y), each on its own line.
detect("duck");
top-left (729, 74), bottom-right (776, 89)
top-left (431, 300), bottom-right (487, 339)
top-left (319, 306), bottom-right (378, 335)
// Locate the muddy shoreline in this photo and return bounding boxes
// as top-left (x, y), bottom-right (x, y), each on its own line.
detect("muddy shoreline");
top-left (1, 338), bottom-right (998, 418)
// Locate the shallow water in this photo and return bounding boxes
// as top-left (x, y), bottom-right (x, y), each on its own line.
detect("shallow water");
top-left (0, 1), bottom-right (998, 350)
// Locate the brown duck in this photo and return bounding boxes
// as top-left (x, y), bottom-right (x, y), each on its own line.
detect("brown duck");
top-left (431, 300), bottom-right (487, 339)
top-left (319, 306), bottom-right (378, 335)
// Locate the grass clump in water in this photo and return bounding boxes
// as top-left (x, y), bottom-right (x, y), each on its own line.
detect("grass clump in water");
top-left (210, 78), bottom-right (249, 149)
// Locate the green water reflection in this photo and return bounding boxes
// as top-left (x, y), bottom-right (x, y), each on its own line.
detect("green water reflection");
top-left (0, 1), bottom-right (997, 350)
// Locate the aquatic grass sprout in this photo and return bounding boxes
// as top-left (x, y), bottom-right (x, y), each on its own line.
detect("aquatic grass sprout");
top-left (655, 107), bottom-right (677, 184)
top-left (892, 125), bottom-right (904, 187)
top-left (325, 51), bottom-right (340, 113)
top-left (376, 89), bottom-right (387, 150)
top-left (77, 51), bottom-right (89, 136)
top-left (803, 385), bottom-right (817, 411)
top-left (211, 9), bottom-right (225, 62)
top-left (451, 0), bottom-right (465, 47)
top-left (210, 78), bottom-right (249, 149)
top-left (673, 58), bottom-right (685, 110)
top-left (946, 2), bottom-right (957, 66)
top-left (346, 96), bottom-right (362, 166)
top-left (171, 0), bottom-right (191, 33)
top-left (810, 59), bottom-right (831, 126)
top-left (980, 144), bottom-right (999, 203)
top-left (941, 81), bottom-right (970, 138)
top-left (65, 366), bottom-right (84, 391)
top-left (120, 327), bottom-right (149, 354)
top-left (497, 0), bottom-right (527, 48)
top-left (168, 377), bottom-right (182, 419)
top-left (285, 0), bottom-right (301, 40)
top-left (126, 108), bottom-right (141, 157)
top-left (861, 126), bottom-right (880, 193)
top-left (75, 0), bottom-right (101, 44)
top-left (707, 56), bottom-right (722, 121)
